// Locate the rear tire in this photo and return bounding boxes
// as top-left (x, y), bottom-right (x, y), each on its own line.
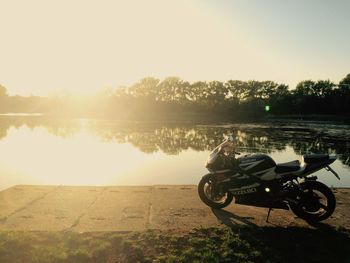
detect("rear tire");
top-left (290, 181), bottom-right (336, 222)
top-left (198, 175), bottom-right (233, 209)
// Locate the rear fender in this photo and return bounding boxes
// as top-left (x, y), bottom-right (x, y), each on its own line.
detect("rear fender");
top-left (302, 158), bottom-right (336, 176)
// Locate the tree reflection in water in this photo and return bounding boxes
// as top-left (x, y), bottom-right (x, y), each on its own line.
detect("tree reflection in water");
top-left (0, 116), bottom-right (349, 166)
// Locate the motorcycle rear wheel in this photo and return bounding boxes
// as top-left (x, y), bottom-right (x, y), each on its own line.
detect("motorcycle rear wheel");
top-left (198, 175), bottom-right (233, 209)
top-left (290, 181), bottom-right (336, 222)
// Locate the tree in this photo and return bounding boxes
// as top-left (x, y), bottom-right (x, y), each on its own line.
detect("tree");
top-left (312, 80), bottom-right (335, 98)
top-left (244, 80), bottom-right (261, 99)
top-left (225, 80), bottom-right (246, 100)
top-left (258, 81), bottom-right (279, 99)
top-left (337, 73), bottom-right (350, 114)
top-left (274, 84), bottom-right (289, 97)
top-left (268, 84), bottom-right (292, 114)
top-left (188, 81), bottom-right (208, 102)
top-left (207, 81), bottom-right (227, 105)
top-left (129, 77), bottom-right (160, 100)
top-left (0, 85), bottom-right (8, 98)
top-left (0, 85), bottom-right (9, 112)
top-left (339, 73), bottom-right (350, 93)
top-left (294, 80), bottom-right (316, 96)
top-left (158, 77), bottom-right (189, 102)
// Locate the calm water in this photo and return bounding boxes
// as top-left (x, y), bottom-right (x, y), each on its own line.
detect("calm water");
top-left (0, 117), bottom-right (350, 190)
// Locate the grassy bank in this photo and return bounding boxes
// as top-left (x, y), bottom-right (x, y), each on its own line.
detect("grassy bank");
top-left (0, 225), bottom-right (349, 263)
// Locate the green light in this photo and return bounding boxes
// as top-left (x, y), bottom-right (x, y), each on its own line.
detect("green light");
top-left (265, 105), bottom-right (270, 112)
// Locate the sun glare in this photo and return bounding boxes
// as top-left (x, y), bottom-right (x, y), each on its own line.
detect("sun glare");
top-left (0, 0), bottom-right (272, 96)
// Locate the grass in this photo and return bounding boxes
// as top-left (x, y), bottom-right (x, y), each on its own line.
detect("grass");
top-left (0, 225), bottom-right (349, 263)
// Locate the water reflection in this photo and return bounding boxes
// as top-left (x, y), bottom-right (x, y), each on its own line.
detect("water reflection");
top-left (83, 120), bottom-right (350, 166)
top-left (0, 116), bottom-right (349, 189)
top-left (1, 116), bottom-right (350, 164)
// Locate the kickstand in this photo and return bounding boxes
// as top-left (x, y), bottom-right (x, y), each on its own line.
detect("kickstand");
top-left (266, 207), bottom-right (272, 222)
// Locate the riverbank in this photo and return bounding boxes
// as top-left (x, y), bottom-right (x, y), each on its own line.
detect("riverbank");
top-left (1, 112), bottom-right (350, 123)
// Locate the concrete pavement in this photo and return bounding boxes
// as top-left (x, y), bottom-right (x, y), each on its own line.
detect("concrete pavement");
top-left (0, 185), bottom-right (349, 232)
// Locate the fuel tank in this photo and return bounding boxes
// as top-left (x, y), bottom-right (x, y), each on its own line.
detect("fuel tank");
top-left (237, 153), bottom-right (277, 180)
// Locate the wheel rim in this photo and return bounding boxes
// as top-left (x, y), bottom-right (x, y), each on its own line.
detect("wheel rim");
top-left (300, 189), bottom-right (329, 216)
top-left (203, 180), bottom-right (228, 204)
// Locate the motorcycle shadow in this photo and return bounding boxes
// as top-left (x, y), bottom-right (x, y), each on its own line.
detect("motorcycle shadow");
top-left (211, 208), bottom-right (257, 227)
top-left (211, 208), bottom-right (337, 229)
top-left (211, 208), bottom-right (350, 263)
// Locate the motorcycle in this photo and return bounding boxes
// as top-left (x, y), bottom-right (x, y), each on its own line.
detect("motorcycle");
top-left (198, 135), bottom-right (340, 222)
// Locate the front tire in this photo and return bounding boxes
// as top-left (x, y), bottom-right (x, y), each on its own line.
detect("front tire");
top-left (290, 181), bottom-right (336, 222)
top-left (198, 174), bottom-right (233, 209)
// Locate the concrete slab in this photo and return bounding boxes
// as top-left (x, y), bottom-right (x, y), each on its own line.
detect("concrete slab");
top-left (149, 185), bottom-right (221, 230)
top-left (0, 185), bottom-right (55, 220)
top-left (0, 185), bottom-right (349, 232)
top-left (0, 186), bottom-right (104, 231)
top-left (73, 186), bottom-right (152, 232)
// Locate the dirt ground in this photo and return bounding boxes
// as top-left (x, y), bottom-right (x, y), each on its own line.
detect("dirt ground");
top-left (0, 185), bottom-right (349, 232)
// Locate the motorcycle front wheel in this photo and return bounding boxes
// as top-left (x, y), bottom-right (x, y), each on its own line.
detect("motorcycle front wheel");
top-left (290, 180), bottom-right (336, 222)
top-left (198, 175), bottom-right (233, 209)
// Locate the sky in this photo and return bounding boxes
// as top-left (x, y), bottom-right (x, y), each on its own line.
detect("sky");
top-left (0, 0), bottom-right (349, 96)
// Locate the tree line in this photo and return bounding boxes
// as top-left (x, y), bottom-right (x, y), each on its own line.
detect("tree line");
top-left (0, 73), bottom-right (349, 119)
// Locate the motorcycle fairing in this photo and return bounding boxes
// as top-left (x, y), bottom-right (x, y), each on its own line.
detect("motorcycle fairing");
top-left (234, 184), bottom-right (290, 210)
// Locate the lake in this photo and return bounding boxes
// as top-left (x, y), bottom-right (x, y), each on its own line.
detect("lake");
top-left (0, 116), bottom-right (349, 190)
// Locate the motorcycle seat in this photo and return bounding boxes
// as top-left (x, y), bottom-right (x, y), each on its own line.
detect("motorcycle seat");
top-left (303, 154), bottom-right (329, 163)
top-left (275, 160), bottom-right (300, 173)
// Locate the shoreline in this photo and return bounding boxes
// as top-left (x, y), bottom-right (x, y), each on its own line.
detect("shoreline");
top-left (1, 112), bottom-right (350, 123)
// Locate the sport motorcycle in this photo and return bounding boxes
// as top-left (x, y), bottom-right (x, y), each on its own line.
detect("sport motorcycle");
top-left (198, 135), bottom-right (340, 222)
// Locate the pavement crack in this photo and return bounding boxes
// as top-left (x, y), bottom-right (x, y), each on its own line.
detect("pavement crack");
top-left (145, 186), bottom-right (153, 229)
top-left (0, 186), bottom-right (62, 223)
top-left (66, 187), bottom-right (107, 231)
